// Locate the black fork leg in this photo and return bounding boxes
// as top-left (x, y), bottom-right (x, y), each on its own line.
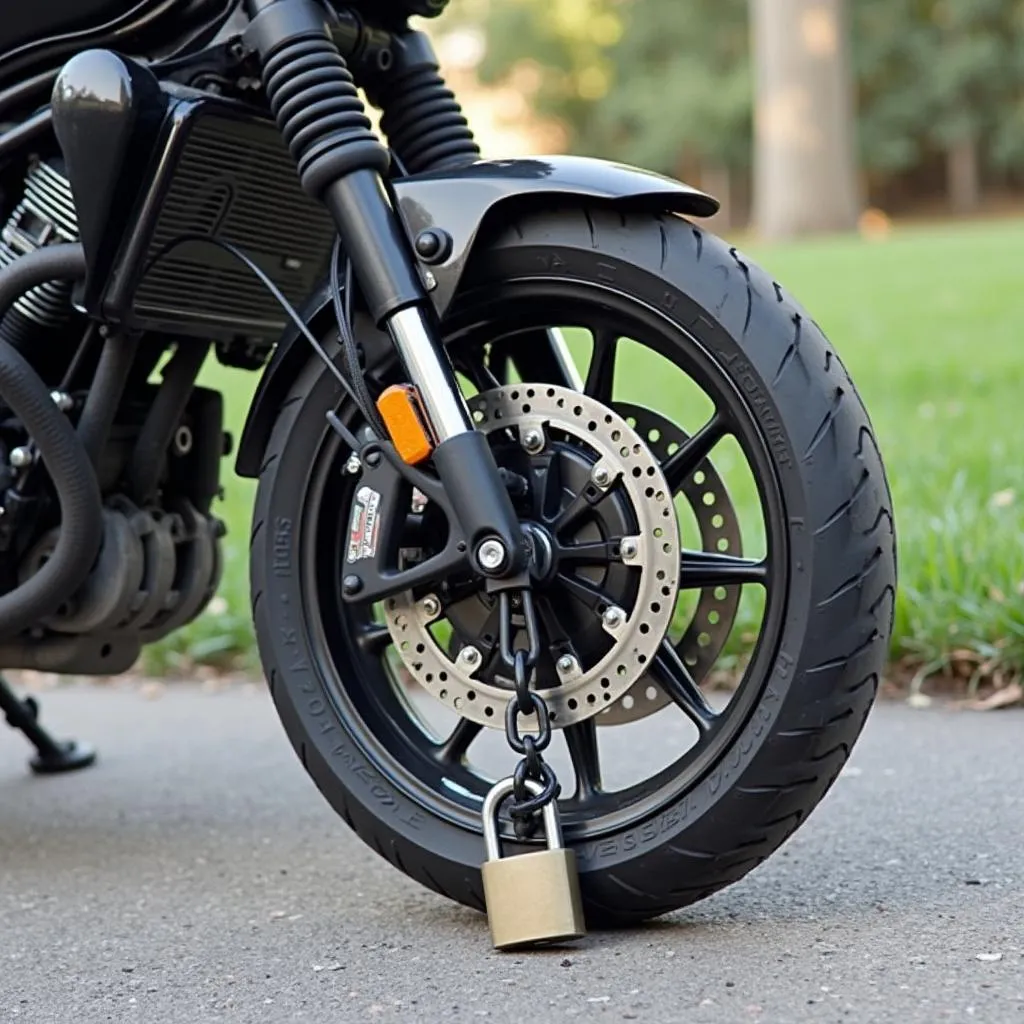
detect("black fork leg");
top-left (243, 0), bottom-right (526, 576)
top-left (0, 674), bottom-right (96, 775)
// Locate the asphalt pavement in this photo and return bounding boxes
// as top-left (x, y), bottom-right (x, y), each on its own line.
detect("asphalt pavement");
top-left (1, 681), bottom-right (1022, 1024)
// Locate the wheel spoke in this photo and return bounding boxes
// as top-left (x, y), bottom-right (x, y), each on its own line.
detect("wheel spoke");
top-left (356, 624), bottom-right (393, 656)
top-left (584, 329), bottom-right (618, 403)
top-left (558, 539), bottom-right (619, 565)
top-left (434, 717), bottom-right (483, 764)
top-left (536, 594), bottom-right (572, 648)
top-left (548, 487), bottom-right (594, 536)
top-left (509, 329), bottom-right (583, 390)
top-left (679, 550), bottom-right (768, 589)
top-left (649, 641), bottom-right (717, 732)
top-left (564, 720), bottom-right (602, 800)
top-left (661, 411), bottom-right (729, 492)
top-left (556, 571), bottom-right (613, 612)
top-left (459, 351), bottom-right (502, 392)
top-left (486, 343), bottom-right (511, 387)
top-left (537, 449), bottom-right (567, 522)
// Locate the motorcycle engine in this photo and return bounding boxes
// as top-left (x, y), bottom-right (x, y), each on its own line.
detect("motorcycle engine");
top-left (0, 158), bottom-right (227, 675)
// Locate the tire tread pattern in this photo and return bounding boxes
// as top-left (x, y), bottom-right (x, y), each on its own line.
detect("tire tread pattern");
top-left (249, 204), bottom-right (896, 924)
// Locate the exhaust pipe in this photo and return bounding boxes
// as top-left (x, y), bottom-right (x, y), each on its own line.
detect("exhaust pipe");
top-left (0, 243), bottom-right (103, 639)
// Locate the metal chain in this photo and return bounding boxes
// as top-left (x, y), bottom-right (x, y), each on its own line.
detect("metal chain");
top-left (499, 590), bottom-right (560, 838)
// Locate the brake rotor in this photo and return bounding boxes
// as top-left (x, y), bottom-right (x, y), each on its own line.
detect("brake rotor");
top-left (597, 403), bottom-right (742, 725)
top-left (382, 384), bottom-right (680, 729)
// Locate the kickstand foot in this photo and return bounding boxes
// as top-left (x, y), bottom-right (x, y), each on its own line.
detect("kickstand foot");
top-left (0, 674), bottom-right (97, 775)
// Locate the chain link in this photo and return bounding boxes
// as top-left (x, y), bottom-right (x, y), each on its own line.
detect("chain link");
top-left (500, 592), bottom-right (560, 838)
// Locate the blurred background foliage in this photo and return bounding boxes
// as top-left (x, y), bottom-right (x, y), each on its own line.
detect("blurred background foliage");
top-left (443, 0), bottom-right (1024, 223)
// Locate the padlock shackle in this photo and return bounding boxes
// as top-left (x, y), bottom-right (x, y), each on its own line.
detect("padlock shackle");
top-left (482, 776), bottom-right (564, 860)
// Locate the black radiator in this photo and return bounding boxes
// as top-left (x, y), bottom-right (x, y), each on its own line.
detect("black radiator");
top-left (108, 98), bottom-right (337, 344)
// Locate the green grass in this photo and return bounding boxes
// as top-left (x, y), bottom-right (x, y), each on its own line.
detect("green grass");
top-left (751, 219), bottom-right (1024, 688)
top-left (147, 218), bottom-right (1024, 688)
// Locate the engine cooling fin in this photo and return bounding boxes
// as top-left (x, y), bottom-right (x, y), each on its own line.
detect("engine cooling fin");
top-left (0, 159), bottom-right (80, 347)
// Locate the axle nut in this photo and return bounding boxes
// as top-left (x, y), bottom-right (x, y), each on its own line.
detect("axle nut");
top-left (476, 538), bottom-right (507, 573)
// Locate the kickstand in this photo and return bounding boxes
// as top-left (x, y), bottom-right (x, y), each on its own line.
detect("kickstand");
top-left (0, 674), bottom-right (96, 775)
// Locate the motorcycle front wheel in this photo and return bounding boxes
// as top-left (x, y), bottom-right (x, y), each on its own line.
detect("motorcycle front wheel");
top-left (250, 205), bottom-right (896, 923)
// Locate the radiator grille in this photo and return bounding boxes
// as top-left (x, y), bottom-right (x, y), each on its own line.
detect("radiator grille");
top-left (133, 114), bottom-right (336, 340)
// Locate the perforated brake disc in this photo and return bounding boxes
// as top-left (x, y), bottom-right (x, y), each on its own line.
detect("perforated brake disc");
top-left (382, 384), bottom-right (681, 729)
top-left (596, 403), bottom-right (743, 726)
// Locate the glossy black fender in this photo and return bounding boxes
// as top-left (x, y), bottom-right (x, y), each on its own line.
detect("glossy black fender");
top-left (235, 155), bottom-right (718, 477)
top-left (392, 155), bottom-right (718, 315)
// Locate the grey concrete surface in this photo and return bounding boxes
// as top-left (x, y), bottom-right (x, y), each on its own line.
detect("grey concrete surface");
top-left (1, 682), bottom-right (1021, 1024)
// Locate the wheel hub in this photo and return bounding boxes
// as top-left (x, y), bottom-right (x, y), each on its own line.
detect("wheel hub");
top-left (382, 384), bottom-right (680, 729)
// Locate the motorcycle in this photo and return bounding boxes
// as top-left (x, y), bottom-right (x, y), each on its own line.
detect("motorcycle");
top-left (0, 0), bottom-right (896, 934)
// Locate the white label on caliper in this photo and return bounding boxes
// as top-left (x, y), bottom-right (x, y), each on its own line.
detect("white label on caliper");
top-left (346, 485), bottom-right (382, 562)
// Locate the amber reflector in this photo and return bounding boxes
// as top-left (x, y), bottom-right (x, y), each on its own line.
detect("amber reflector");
top-left (376, 384), bottom-right (435, 465)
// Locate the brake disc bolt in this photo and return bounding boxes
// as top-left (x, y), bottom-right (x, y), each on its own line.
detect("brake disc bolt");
top-left (620, 538), bottom-right (638, 560)
top-left (458, 645), bottom-right (482, 670)
top-left (421, 595), bottom-right (441, 619)
top-left (591, 465), bottom-right (612, 488)
top-left (521, 428), bottom-right (544, 454)
top-left (602, 605), bottom-right (625, 630)
top-left (344, 453), bottom-right (361, 475)
top-left (476, 538), bottom-right (507, 572)
top-left (556, 654), bottom-right (579, 676)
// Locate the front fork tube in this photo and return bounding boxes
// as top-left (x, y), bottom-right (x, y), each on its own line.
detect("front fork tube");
top-left (242, 0), bottom-right (524, 576)
top-left (322, 169), bottom-right (527, 576)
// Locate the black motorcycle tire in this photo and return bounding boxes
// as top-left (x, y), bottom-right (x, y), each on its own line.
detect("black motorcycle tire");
top-left (250, 204), bottom-right (896, 924)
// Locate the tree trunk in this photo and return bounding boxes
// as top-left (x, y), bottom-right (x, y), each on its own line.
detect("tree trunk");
top-left (750, 0), bottom-right (860, 239)
top-left (946, 137), bottom-right (980, 214)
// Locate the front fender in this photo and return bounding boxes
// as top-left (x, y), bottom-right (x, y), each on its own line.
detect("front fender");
top-left (393, 155), bottom-right (718, 317)
top-left (235, 156), bottom-right (717, 478)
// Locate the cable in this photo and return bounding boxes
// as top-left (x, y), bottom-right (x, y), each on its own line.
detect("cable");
top-left (141, 233), bottom-right (379, 441)
top-left (160, 0), bottom-right (240, 63)
top-left (389, 150), bottom-right (410, 177)
top-left (329, 236), bottom-right (384, 436)
top-left (58, 321), bottom-right (101, 392)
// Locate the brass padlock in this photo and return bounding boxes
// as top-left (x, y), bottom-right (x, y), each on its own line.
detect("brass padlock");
top-left (480, 776), bottom-right (586, 950)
